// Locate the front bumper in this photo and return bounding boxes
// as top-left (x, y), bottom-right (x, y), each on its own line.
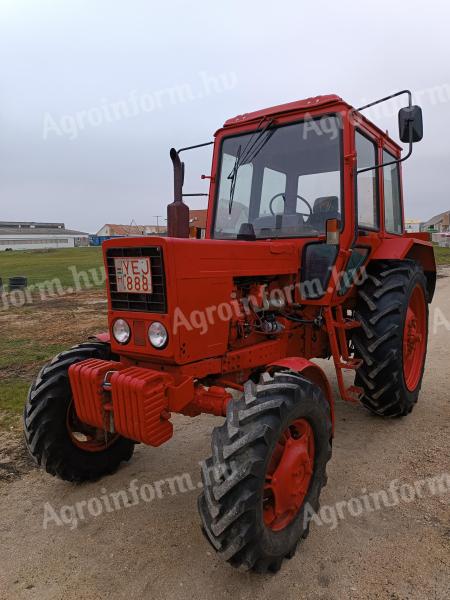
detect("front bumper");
top-left (68, 359), bottom-right (231, 446)
top-left (69, 359), bottom-right (173, 446)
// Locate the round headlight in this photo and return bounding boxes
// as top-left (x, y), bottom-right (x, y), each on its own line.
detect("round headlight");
top-left (148, 321), bottom-right (168, 348)
top-left (112, 319), bottom-right (131, 344)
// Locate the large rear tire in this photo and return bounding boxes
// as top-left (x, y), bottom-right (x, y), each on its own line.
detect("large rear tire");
top-left (24, 341), bottom-right (134, 482)
top-left (352, 260), bottom-right (429, 417)
top-left (198, 372), bottom-right (332, 573)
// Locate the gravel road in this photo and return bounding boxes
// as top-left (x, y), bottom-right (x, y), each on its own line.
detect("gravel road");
top-left (0, 271), bottom-right (449, 600)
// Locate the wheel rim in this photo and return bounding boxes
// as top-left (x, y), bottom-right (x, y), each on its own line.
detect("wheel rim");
top-left (263, 418), bottom-right (315, 531)
top-left (66, 402), bottom-right (119, 453)
top-left (403, 284), bottom-right (427, 392)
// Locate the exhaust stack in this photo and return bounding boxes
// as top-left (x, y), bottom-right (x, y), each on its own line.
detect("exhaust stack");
top-left (167, 148), bottom-right (189, 238)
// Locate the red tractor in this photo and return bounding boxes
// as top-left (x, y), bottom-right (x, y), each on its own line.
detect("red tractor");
top-left (24, 91), bottom-right (434, 573)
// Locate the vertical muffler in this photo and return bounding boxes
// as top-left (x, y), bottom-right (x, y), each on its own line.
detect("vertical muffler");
top-left (167, 148), bottom-right (190, 238)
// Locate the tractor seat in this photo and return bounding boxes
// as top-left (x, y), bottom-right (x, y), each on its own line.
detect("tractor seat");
top-left (307, 196), bottom-right (340, 231)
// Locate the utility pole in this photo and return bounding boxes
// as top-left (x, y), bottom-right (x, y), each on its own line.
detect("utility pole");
top-left (153, 215), bottom-right (163, 231)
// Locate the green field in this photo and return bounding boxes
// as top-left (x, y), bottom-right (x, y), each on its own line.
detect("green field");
top-left (0, 381), bottom-right (31, 429)
top-left (433, 245), bottom-right (450, 265)
top-left (0, 247), bottom-right (106, 430)
top-left (0, 247), bottom-right (103, 288)
top-left (0, 337), bottom-right (68, 430)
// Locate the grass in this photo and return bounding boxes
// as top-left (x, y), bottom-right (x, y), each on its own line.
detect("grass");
top-left (0, 338), bottom-right (68, 430)
top-left (0, 247), bottom-right (103, 288)
top-left (433, 245), bottom-right (450, 265)
top-left (0, 247), bottom-right (106, 430)
top-left (0, 339), bottom-right (67, 370)
top-left (0, 380), bottom-right (30, 430)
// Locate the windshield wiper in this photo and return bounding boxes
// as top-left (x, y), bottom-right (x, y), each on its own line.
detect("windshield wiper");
top-left (228, 144), bottom-right (241, 214)
top-left (228, 118), bottom-right (275, 214)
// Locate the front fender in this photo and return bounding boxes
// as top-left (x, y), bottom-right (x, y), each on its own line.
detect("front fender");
top-left (94, 332), bottom-right (110, 343)
top-left (267, 357), bottom-right (334, 434)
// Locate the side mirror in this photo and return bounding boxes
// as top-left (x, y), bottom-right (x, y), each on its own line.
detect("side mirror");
top-left (398, 105), bottom-right (423, 143)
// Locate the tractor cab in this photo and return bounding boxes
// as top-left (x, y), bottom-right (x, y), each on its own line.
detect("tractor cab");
top-left (170, 92), bottom-right (425, 257)
top-left (211, 113), bottom-right (342, 240)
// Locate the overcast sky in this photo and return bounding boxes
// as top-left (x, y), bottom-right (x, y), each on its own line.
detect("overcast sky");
top-left (0, 0), bottom-right (449, 233)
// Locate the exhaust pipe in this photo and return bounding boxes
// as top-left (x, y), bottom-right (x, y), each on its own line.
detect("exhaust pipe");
top-left (167, 148), bottom-right (189, 238)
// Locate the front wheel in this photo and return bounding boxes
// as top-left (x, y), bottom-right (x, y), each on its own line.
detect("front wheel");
top-left (198, 372), bottom-right (332, 573)
top-left (24, 342), bottom-right (134, 482)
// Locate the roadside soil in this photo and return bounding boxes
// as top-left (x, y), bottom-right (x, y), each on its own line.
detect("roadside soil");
top-left (0, 273), bottom-right (449, 600)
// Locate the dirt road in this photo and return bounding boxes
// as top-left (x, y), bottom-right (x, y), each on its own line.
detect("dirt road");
top-left (0, 273), bottom-right (449, 600)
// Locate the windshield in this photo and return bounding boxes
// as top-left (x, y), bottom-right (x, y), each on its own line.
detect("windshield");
top-left (212, 115), bottom-right (342, 239)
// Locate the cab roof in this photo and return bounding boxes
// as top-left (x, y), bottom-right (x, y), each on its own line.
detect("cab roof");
top-left (222, 93), bottom-right (401, 152)
top-left (223, 94), bottom-right (346, 127)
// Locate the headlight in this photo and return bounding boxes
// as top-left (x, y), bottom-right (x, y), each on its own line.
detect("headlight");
top-left (148, 321), bottom-right (168, 348)
top-left (112, 319), bottom-right (131, 344)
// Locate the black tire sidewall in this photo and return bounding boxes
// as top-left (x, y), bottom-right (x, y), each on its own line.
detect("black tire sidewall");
top-left (353, 261), bottom-right (430, 416)
top-left (24, 343), bottom-right (134, 481)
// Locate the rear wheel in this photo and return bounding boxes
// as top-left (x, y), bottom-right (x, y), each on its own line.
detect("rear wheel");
top-left (24, 341), bottom-right (134, 482)
top-left (352, 260), bottom-right (429, 417)
top-left (198, 372), bottom-right (332, 573)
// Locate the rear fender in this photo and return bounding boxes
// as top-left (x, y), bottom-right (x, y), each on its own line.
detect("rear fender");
top-left (267, 357), bottom-right (334, 433)
top-left (405, 243), bottom-right (436, 301)
top-left (372, 238), bottom-right (436, 301)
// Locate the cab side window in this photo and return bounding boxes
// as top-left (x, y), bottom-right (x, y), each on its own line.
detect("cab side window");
top-left (383, 150), bottom-right (403, 234)
top-left (356, 131), bottom-right (378, 229)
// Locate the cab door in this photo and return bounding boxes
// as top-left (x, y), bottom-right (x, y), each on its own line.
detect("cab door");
top-left (381, 147), bottom-right (403, 236)
top-left (355, 128), bottom-right (380, 234)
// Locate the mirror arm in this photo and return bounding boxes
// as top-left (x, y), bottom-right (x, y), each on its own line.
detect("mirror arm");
top-left (356, 121), bottom-right (414, 175)
top-left (355, 89), bottom-right (418, 175)
top-left (355, 89), bottom-right (412, 112)
top-left (356, 141), bottom-right (412, 174)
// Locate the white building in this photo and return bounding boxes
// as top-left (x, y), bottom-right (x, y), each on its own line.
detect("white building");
top-left (0, 222), bottom-right (89, 251)
top-left (405, 219), bottom-right (423, 233)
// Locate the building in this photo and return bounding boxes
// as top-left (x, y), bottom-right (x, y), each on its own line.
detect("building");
top-left (422, 210), bottom-right (450, 233)
top-left (96, 224), bottom-right (167, 237)
top-left (0, 221), bottom-right (89, 251)
top-left (189, 209), bottom-right (207, 239)
top-left (405, 218), bottom-right (423, 233)
top-left (421, 211), bottom-right (450, 247)
top-left (96, 215), bottom-right (208, 240)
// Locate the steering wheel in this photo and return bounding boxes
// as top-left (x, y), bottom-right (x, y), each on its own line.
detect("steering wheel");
top-left (268, 193), bottom-right (313, 219)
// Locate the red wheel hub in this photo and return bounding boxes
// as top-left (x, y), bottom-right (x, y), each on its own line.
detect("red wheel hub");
top-left (263, 418), bottom-right (315, 531)
top-left (403, 284), bottom-right (427, 392)
top-left (66, 402), bottom-right (118, 453)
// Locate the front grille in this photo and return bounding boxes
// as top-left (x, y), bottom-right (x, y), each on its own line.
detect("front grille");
top-left (106, 247), bottom-right (167, 313)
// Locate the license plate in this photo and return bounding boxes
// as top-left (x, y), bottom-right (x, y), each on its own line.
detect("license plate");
top-left (114, 257), bottom-right (152, 294)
